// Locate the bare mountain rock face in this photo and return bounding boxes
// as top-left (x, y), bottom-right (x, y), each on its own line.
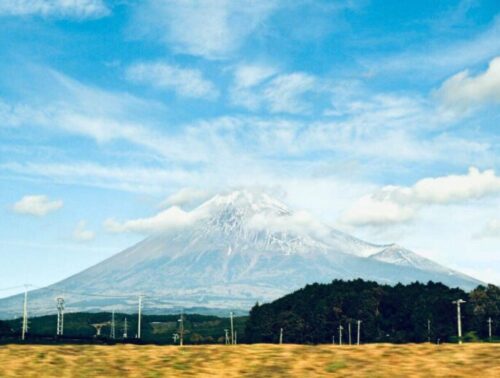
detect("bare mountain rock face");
top-left (0, 191), bottom-right (481, 318)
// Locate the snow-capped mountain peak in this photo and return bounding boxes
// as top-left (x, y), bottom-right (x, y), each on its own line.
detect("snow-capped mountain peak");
top-left (0, 190), bottom-right (482, 317)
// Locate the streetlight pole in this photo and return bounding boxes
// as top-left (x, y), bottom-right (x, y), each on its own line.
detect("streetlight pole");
top-left (356, 320), bottom-right (361, 345)
top-left (452, 299), bottom-right (466, 344)
top-left (230, 311), bottom-right (234, 345)
top-left (487, 317), bottom-right (492, 342)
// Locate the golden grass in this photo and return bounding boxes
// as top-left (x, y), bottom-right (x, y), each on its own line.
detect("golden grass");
top-left (0, 343), bottom-right (498, 377)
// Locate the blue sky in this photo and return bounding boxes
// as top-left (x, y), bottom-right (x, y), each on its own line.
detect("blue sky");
top-left (1, 0), bottom-right (499, 298)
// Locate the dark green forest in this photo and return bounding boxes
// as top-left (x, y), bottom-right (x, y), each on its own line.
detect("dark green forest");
top-left (1, 280), bottom-right (498, 344)
top-left (1, 313), bottom-right (247, 345)
top-left (245, 280), bottom-right (499, 344)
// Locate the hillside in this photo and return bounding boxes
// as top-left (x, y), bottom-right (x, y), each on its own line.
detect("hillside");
top-left (0, 191), bottom-right (482, 318)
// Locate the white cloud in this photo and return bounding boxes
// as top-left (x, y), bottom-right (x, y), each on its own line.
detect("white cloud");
top-left (234, 64), bottom-right (277, 88)
top-left (248, 210), bottom-right (330, 239)
top-left (340, 191), bottom-right (416, 226)
top-left (73, 220), bottom-right (95, 242)
top-left (0, 0), bottom-right (110, 19)
top-left (475, 219), bottom-right (500, 239)
top-left (231, 71), bottom-right (320, 114)
top-left (161, 188), bottom-right (211, 208)
top-left (104, 206), bottom-right (207, 234)
top-left (13, 195), bottom-right (63, 216)
top-left (1, 162), bottom-right (196, 194)
top-left (132, 0), bottom-right (278, 59)
top-left (0, 69), bottom-right (210, 163)
top-left (342, 167), bottom-right (500, 226)
top-left (263, 73), bottom-right (318, 114)
top-left (437, 56), bottom-right (500, 113)
top-left (126, 62), bottom-right (219, 100)
top-left (368, 17), bottom-right (500, 80)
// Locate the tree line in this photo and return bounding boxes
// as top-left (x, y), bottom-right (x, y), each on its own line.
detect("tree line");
top-left (244, 280), bottom-right (499, 344)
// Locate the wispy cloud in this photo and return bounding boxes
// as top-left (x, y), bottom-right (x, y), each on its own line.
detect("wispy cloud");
top-left (1, 161), bottom-right (196, 194)
top-left (12, 194), bottom-right (63, 216)
top-left (231, 70), bottom-right (324, 114)
top-left (342, 167), bottom-right (500, 226)
top-left (367, 15), bottom-right (500, 79)
top-left (475, 219), bottom-right (500, 239)
top-left (0, 0), bottom-right (110, 19)
top-left (126, 62), bottom-right (219, 100)
top-left (233, 63), bottom-right (278, 88)
top-left (131, 0), bottom-right (278, 59)
top-left (73, 220), bottom-right (95, 242)
top-left (160, 188), bottom-right (211, 208)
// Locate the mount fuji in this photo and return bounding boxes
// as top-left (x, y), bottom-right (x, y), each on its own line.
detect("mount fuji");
top-left (0, 190), bottom-right (481, 318)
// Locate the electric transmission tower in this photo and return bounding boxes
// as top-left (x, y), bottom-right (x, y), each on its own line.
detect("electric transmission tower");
top-left (21, 287), bottom-right (29, 341)
top-left (56, 297), bottom-right (65, 336)
top-left (224, 329), bottom-right (229, 344)
top-left (452, 299), bottom-right (466, 344)
top-left (110, 309), bottom-right (116, 339)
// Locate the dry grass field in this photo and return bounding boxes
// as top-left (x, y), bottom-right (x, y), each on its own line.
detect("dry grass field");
top-left (0, 343), bottom-right (498, 377)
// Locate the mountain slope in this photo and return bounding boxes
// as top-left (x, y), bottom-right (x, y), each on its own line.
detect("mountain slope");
top-left (0, 190), bottom-right (482, 318)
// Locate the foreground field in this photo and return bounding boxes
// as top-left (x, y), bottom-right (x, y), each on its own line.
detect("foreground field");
top-left (0, 343), bottom-right (498, 377)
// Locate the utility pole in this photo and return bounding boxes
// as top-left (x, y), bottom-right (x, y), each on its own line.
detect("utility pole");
top-left (178, 312), bottom-right (184, 346)
top-left (332, 335), bottom-right (335, 344)
top-left (348, 322), bottom-right (352, 345)
top-left (356, 320), bottom-right (361, 345)
top-left (427, 319), bottom-right (431, 343)
top-left (235, 331), bottom-right (237, 345)
top-left (279, 328), bottom-right (283, 344)
top-left (56, 297), bottom-right (65, 336)
top-left (110, 309), bottom-right (115, 339)
top-left (452, 299), bottom-right (466, 344)
top-left (487, 317), bottom-right (492, 341)
top-left (21, 287), bottom-right (28, 341)
top-left (137, 295), bottom-right (143, 339)
top-left (123, 317), bottom-right (128, 339)
top-left (230, 311), bottom-right (234, 345)
top-left (224, 329), bottom-right (229, 345)
top-left (338, 324), bottom-right (343, 345)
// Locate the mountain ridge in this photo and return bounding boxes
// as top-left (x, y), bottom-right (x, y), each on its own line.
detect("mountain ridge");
top-left (0, 190), bottom-right (482, 318)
